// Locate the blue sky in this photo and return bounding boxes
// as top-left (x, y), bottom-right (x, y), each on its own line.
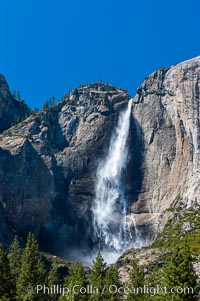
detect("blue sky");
top-left (0, 0), bottom-right (199, 109)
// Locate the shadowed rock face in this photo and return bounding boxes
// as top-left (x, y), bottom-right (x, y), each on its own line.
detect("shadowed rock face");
top-left (0, 74), bottom-right (31, 133)
top-left (0, 83), bottom-right (131, 253)
top-left (0, 57), bottom-right (199, 254)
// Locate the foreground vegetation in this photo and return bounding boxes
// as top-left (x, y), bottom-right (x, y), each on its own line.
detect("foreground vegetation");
top-left (152, 201), bottom-right (200, 255)
top-left (0, 233), bottom-right (199, 300)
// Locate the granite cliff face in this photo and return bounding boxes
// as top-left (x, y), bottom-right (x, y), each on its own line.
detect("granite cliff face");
top-left (131, 56), bottom-right (200, 242)
top-left (0, 56), bottom-right (199, 254)
top-left (0, 74), bottom-right (31, 133)
top-left (0, 83), bottom-right (131, 252)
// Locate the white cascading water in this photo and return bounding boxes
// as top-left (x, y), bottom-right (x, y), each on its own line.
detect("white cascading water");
top-left (92, 99), bottom-right (135, 252)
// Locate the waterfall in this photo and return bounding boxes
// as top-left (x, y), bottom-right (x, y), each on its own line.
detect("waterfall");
top-left (92, 99), bottom-right (134, 252)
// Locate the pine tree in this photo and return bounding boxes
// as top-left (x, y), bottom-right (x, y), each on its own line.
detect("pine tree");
top-left (16, 233), bottom-right (46, 301)
top-left (104, 266), bottom-right (120, 301)
top-left (126, 258), bottom-right (146, 301)
top-left (48, 262), bottom-right (61, 301)
top-left (163, 244), bottom-right (199, 301)
top-left (144, 265), bottom-right (165, 301)
top-left (42, 100), bottom-right (49, 111)
top-left (8, 236), bottom-right (22, 287)
top-left (0, 244), bottom-right (14, 300)
top-left (32, 107), bottom-right (39, 115)
top-left (49, 96), bottom-right (55, 106)
top-left (89, 251), bottom-right (107, 301)
top-left (13, 90), bottom-right (21, 100)
top-left (60, 261), bottom-right (88, 301)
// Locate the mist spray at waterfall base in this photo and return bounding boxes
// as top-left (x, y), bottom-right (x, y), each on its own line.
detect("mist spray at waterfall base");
top-left (91, 99), bottom-right (143, 263)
